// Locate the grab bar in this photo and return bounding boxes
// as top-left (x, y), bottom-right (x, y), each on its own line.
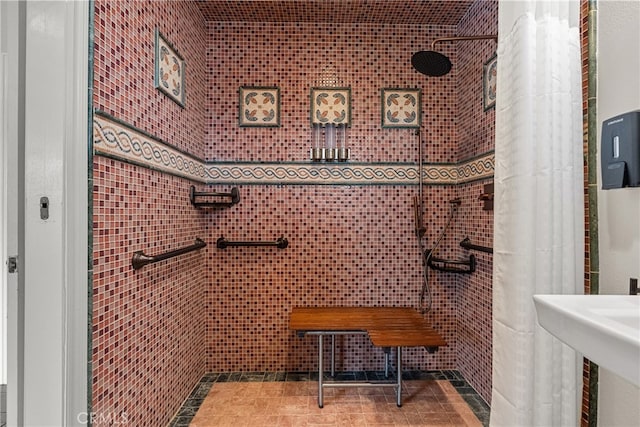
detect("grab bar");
top-left (190, 185), bottom-right (240, 208)
top-left (132, 238), bottom-right (207, 269)
top-left (216, 236), bottom-right (288, 249)
top-left (460, 237), bottom-right (493, 254)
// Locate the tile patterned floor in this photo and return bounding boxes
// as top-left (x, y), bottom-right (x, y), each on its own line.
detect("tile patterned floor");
top-left (169, 371), bottom-right (490, 427)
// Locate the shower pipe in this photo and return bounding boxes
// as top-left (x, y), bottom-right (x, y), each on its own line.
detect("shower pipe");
top-left (419, 198), bottom-right (463, 312)
top-left (216, 236), bottom-right (289, 250)
top-left (413, 129), bottom-right (426, 238)
top-left (460, 237), bottom-right (493, 254)
top-left (131, 238), bottom-right (207, 270)
top-left (190, 185), bottom-right (240, 208)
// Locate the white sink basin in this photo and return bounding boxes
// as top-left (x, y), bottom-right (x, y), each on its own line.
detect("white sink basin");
top-left (533, 295), bottom-right (640, 387)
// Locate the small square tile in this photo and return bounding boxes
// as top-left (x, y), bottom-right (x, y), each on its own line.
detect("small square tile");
top-left (264, 372), bottom-right (287, 382)
top-left (287, 372), bottom-right (313, 382)
top-left (240, 372), bottom-right (266, 382)
top-left (169, 416), bottom-right (193, 427)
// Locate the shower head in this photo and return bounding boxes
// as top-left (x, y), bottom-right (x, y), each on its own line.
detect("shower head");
top-left (411, 35), bottom-right (497, 77)
top-left (411, 51), bottom-right (452, 77)
top-left (449, 198), bottom-right (462, 206)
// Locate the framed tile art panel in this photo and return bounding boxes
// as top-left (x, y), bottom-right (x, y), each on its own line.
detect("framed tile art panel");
top-left (381, 88), bottom-right (421, 128)
top-left (483, 54), bottom-right (497, 111)
top-left (238, 86), bottom-right (281, 127)
top-left (154, 28), bottom-right (186, 107)
top-left (310, 87), bottom-right (351, 126)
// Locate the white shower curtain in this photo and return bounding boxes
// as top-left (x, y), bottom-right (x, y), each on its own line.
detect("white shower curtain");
top-left (491, 1), bottom-right (583, 426)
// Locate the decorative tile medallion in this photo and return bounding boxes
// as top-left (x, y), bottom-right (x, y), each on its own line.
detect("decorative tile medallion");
top-left (93, 113), bottom-right (493, 186)
top-left (154, 29), bottom-right (186, 107)
top-left (483, 54), bottom-right (497, 111)
top-left (310, 87), bottom-right (351, 125)
top-left (381, 88), bottom-right (421, 128)
top-left (238, 86), bottom-right (280, 127)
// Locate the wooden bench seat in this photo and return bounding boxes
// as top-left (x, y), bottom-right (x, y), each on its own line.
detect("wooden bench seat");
top-left (289, 306), bottom-right (447, 407)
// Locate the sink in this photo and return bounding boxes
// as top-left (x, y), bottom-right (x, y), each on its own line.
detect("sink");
top-left (533, 295), bottom-right (640, 387)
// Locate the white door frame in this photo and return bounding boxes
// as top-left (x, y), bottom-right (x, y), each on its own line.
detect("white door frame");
top-left (5, 0), bottom-right (89, 425)
top-left (3, 1), bottom-right (26, 425)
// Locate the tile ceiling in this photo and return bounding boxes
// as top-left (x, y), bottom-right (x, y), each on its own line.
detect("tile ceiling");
top-left (194, 0), bottom-right (475, 25)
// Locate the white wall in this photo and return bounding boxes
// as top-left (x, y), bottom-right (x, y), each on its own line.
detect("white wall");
top-left (596, 0), bottom-right (640, 425)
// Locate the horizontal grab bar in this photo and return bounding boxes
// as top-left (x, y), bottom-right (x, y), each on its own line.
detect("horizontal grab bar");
top-left (216, 236), bottom-right (288, 249)
top-left (459, 237), bottom-right (493, 254)
top-left (132, 238), bottom-right (206, 270)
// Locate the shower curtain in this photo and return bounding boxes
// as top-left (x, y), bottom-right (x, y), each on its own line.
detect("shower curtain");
top-left (491, 1), bottom-right (583, 426)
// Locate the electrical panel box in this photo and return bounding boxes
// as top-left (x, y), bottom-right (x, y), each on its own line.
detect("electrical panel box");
top-left (601, 110), bottom-right (640, 189)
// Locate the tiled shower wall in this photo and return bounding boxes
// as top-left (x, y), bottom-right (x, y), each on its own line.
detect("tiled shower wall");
top-left (205, 21), bottom-right (458, 163)
top-left (93, 1), bottom-right (208, 156)
top-left (204, 184), bottom-right (459, 372)
top-left (204, 0), bottom-right (496, 404)
top-left (454, 0), bottom-right (498, 403)
top-left (92, 1), bottom-right (208, 426)
top-left (203, 20), bottom-right (461, 374)
top-left (91, 1), bottom-right (497, 426)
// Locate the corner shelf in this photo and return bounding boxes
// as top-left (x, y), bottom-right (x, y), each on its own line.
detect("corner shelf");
top-left (190, 185), bottom-right (240, 208)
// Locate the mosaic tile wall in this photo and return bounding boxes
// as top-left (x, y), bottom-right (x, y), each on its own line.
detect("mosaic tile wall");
top-left (579, 1), bottom-right (596, 425)
top-left (454, 180), bottom-right (494, 403)
top-left (93, 0), bottom-right (208, 158)
top-left (204, 185), bottom-right (460, 371)
top-left (92, 1), bottom-right (208, 426)
top-left (205, 21), bottom-right (458, 163)
top-left (456, 0), bottom-right (498, 161)
top-left (203, 0), bottom-right (496, 405)
top-left (202, 19), bottom-right (461, 376)
top-left (454, 0), bottom-right (498, 403)
top-left (92, 2), bottom-right (498, 426)
top-left (92, 159), bottom-right (208, 427)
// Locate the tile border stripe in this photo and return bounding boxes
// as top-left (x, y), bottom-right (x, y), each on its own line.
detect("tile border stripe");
top-left (93, 116), bottom-right (208, 182)
top-left (93, 114), bottom-right (493, 186)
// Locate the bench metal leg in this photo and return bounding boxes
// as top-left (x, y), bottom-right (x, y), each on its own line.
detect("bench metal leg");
top-left (384, 348), bottom-right (389, 378)
top-left (318, 334), bottom-right (324, 408)
top-left (309, 330), bottom-right (397, 408)
top-left (331, 334), bottom-right (335, 377)
top-left (396, 346), bottom-right (402, 407)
